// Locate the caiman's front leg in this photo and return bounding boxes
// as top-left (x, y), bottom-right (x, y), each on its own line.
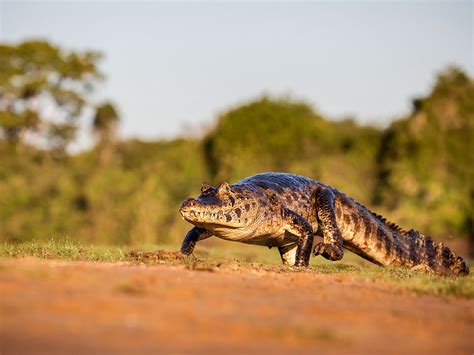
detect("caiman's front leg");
top-left (180, 227), bottom-right (212, 255)
top-left (312, 187), bottom-right (344, 261)
top-left (283, 208), bottom-right (314, 267)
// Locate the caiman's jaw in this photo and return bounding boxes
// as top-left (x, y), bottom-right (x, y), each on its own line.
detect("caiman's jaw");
top-left (179, 198), bottom-right (245, 229)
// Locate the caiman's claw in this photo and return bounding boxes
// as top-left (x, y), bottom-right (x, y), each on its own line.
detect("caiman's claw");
top-left (313, 242), bottom-right (343, 261)
top-left (180, 241), bottom-right (196, 256)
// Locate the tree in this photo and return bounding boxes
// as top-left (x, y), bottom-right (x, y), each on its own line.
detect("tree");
top-left (373, 66), bottom-right (473, 236)
top-left (203, 96), bottom-right (380, 191)
top-left (93, 101), bottom-right (120, 164)
top-left (0, 40), bottom-right (102, 152)
top-left (93, 101), bottom-right (119, 142)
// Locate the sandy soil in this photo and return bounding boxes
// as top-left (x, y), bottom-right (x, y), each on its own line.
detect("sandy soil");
top-left (1, 258), bottom-right (473, 355)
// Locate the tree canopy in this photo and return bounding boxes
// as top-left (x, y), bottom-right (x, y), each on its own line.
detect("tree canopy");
top-left (374, 66), bottom-right (474, 236)
top-left (0, 40), bottom-right (102, 151)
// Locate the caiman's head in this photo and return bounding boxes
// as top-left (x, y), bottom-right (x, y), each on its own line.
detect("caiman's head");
top-left (179, 182), bottom-right (258, 231)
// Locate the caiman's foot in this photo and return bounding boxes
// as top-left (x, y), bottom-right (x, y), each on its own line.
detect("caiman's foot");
top-left (313, 243), bottom-right (343, 261)
top-left (294, 259), bottom-right (309, 267)
top-left (180, 241), bottom-right (196, 256)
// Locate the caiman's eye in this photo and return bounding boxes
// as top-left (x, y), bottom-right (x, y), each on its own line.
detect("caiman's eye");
top-left (201, 182), bottom-right (216, 195)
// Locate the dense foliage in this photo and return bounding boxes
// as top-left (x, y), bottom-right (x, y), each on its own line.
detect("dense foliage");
top-left (0, 41), bottom-right (472, 249)
top-left (374, 67), bottom-right (474, 237)
top-left (205, 97), bottom-right (381, 203)
top-left (0, 138), bottom-right (208, 244)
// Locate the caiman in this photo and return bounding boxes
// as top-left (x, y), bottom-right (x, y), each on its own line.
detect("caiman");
top-left (178, 173), bottom-right (469, 276)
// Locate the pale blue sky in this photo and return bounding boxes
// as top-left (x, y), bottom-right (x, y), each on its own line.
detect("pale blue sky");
top-left (1, 1), bottom-right (473, 148)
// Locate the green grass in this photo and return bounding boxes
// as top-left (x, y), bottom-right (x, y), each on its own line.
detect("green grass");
top-left (318, 264), bottom-right (474, 299)
top-left (0, 238), bottom-right (127, 262)
top-left (1, 239), bottom-right (473, 299)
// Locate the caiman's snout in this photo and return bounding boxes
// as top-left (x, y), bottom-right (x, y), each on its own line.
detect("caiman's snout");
top-left (179, 198), bottom-right (207, 223)
top-left (179, 198), bottom-right (197, 215)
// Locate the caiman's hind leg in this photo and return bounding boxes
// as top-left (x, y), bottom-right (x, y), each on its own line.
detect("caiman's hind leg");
top-left (278, 244), bottom-right (298, 266)
top-left (180, 227), bottom-right (212, 255)
top-left (312, 187), bottom-right (344, 261)
top-left (282, 208), bottom-right (314, 267)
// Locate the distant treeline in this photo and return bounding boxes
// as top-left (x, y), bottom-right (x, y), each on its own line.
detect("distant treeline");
top-left (0, 41), bottom-right (472, 246)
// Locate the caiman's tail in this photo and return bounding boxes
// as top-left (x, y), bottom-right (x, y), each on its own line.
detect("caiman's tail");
top-left (408, 230), bottom-right (469, 276)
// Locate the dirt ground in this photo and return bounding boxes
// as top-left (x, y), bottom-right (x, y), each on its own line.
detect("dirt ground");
top-left (1, 258), bottom-right (473, 355)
